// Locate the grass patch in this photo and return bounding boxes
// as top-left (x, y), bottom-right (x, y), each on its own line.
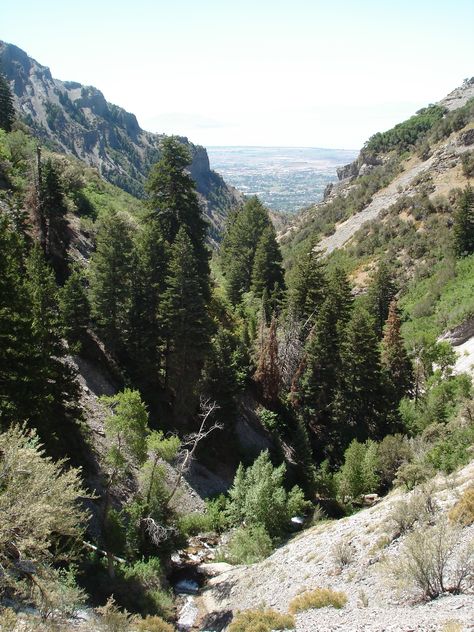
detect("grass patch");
top-left (289, 587), bottom-right (347, 613)
top-left (449, 486), bottom-right (474, 526)
top-left (228, 609), bottom-right (295, 632)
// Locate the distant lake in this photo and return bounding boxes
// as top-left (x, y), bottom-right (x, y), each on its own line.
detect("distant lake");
top-left (207, 146), bottom-right (359, 214)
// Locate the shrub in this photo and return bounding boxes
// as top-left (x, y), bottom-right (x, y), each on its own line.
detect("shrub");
top-left (96, 597), bottom-right (137, 632)
top-left (337, 439), bottom-right (379, 501)
top-left (385, 519), bottom-right (474, 600)
top-left (226, 451), bottom-right (308, 538)
top-left (449, 487), bottom-right (474, 526)
top-left (377, 434), bottom-right (413, 490)
top-left (178, 511), bottom-right (214, 536)
top-left (394, 461), bottom-right (434, 490)
top-left (221, 525), bottom-right (273, 565)
top-left (289, 587), bottom-right (347, 613)
top-left (117, 559), bottom-right (173, 620)
top-left (134, 615), bottom-right (175, 632)
top-left (228, 609), bottom-right (295, 632)
top-left (332, 539), bottom-right (355, 570)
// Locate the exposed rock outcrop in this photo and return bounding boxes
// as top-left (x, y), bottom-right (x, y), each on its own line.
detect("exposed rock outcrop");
top-left (0, 41), bottom-right (241, 240)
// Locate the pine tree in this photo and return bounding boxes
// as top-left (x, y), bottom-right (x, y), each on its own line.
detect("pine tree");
top-left (126, 220), bottom-right (168, 390)
top-left (251, 224), bottom-right (285, 301)
top-left (0, 216), bottom-right (35, 429)
top-left (289, 244), bottom-right (327, 329)
top-left (160, 227), bottom-right (211, 415)
top-left (39, 158), bottom-right (69, 271)
top-left (366, 261), bottom-right (397, 338)
top-left (453, 186), bottom-right (474, 257)
top-left (24, 246), bottom-right (82, 453)
top-left (381, 300), bottom-right (413, 408)
top-left (254, 317), bottom-right (280, 404)
top-left (220, 196), bottom-right (271, 304)
top-left (146, 136), bottom-right (210, 296)
top-left (202, 329), bottom-right (240, 421)
top-left (337, 304), bottom-right (387, 446)
top-left (0, 71), bottom-right (15, 132)
top-left (59, 266), bottom-right (90, 350)
top-left (89, 211), bottom-right (134, 351)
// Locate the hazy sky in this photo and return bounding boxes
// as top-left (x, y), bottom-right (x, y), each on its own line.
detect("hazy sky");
top-left (2, 0), bottom-right (473, 149)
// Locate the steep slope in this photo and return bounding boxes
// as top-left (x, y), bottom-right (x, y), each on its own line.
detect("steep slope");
top-left (200, 461), bottom-right (474, 631)
top-left (0, 41), bottom-right (241, 241)
top-left (282, 78), bottom-right (474, 262)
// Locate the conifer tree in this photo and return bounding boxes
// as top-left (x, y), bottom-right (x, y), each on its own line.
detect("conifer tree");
top-left (381, 300), bottom-right (413, 407)
top-left (289, 244), bottom-right (327, 328)
top-left (146, 136), bottom-right (210, 296)
top-left (366, 261), bottom-right (397, 338)
top-left (220, 196), bottom-right (271, 304)
top-left (24, 246), bottom-right (81, 451)
top-left (337, 304), bottom-right (387, 445)
top-left (251, 224), bottom-right (285, 301)
top-left (89, 211), bottom-right (134, 351)
top-left (160, 227), bottom-right (211, 414)
top-left (59, 266), bottom-right (90, 350)
top-left (453, 186), bottom-right (474, 257)
top-left (39, 158), bottom-right (69, 270)
top-left (254, 317), bottom-right (280, 404)
top-left (202, 329), bottom-right (240, 421)
top-left (0, 71), bottom-right (15, 132)
top-left (0, 216), bottom-right (35, 429)
top-left (126, 220), bottom-right (168, 389)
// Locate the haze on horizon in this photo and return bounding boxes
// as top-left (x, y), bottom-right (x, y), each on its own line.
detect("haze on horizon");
top-left (2, 0), bottom-right (473, 150)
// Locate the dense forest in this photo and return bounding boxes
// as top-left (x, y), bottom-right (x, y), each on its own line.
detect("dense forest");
top-left (1, 66), bottom-right (474, 632)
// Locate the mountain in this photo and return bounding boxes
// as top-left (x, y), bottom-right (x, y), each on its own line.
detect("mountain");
top-left (0, 41), bottom-right (241, 241)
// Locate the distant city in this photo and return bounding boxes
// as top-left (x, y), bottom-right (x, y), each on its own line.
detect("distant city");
top-left (207, 146), bottom-right (359, 214)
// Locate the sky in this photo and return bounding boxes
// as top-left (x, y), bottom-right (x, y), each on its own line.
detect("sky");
top-left (2, 0), bottom-right (474, 149)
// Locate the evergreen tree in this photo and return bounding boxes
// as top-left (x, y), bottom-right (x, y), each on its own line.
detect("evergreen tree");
top-left (24, 246), bottom-right (81, 452)
top-left (202, 329), bottom-right (240, 422)
top-left (336, 304), bottom-right (387, 446)
top-left (146, 136), bottom-right (210, 296)
top-left (254, 317), bottom-right (280, 404)
top-left (59, 266), bottom-right (90, 350)
top-left (220, 196), bottom-right (271, 303)
top-left (0, 216), bottom-right (35, 428)
top-left (89, 211), bottom-right (134, 351)
top-left (366, 261), bottom-right (397, 338)
top-left (381, 300), bottom-right (413, 409)
top-left (126, 220), bottom-right (168, 389)
top-left (39, 158), bottom-right (69, 271)
top-left (160, 227), bottom-right (211, 415)
top-left (251, 224), bottom-right (285, 303)
top-left (453, 186), bottom-right (474, 257)
top-left (0, 71), bottom-right (15, 132)
top-left (289, 244), bottom-right (327, 329)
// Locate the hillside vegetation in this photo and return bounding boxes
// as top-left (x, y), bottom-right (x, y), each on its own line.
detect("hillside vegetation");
top-left (0, 62), bottom-right (473, 632)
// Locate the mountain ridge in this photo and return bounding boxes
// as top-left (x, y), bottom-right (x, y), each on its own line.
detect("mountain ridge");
top-left (0, 40), bottom-right (241, 241)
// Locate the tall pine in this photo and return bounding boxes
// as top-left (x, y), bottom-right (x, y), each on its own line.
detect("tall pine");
top-left (289, 244), bottom-right (327, 329)
top-left (254, 317), bottom-right (281, 404)
top-left (381, 300), bottom-right (413, 413)
top-left (0, 71), bottom-right (15, 132)
top-left (251, 224), bottom-right (285, 303)
top-left (366, 260), bottom-right (397, 339)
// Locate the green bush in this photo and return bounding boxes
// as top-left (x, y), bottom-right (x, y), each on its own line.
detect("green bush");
top-left (221, 525), bottom-right (273, 565)
top-left (226, 450), bottom-right (308, 538)
top-left (289, 587), bottom-right (347, 613)
top-left (228, 609), bottom-right (295, 632)
top-left (425, 421), bottom-right (474, 473)
top-left (337, 439), bottom-right (379, 501)
top-left (377, 434), bottom-right (413, 490)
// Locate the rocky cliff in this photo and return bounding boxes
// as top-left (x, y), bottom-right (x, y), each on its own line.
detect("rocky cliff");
top-left (0, 41), bottom-right (240, 240)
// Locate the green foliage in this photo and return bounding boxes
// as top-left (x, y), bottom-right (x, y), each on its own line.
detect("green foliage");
top-left (0, 426), bottom-right (88, 607)
top-left (288, 243), bottom-right (327, 326)
top-left (221, 524), bottom-right (273, 564)
top-left (135, 615), bottom-right (175, 632)
top-left (59, 265), bottom-right (90, 349)
top-left (425, 419), bottom-right (474, 473)
top-left (0, 71), bottom-right (15, 132)
top-left (219, 196), bottom-right (273, 303)
top-left (365, 261), bottom-right (397, 339)
top-left (228, 609), bottom-right (295, 632)
top-left (453, 186), bottom-right (474, 257)
top-left (102, 389), bottom-right (149, 474)
top-left (337, 439), bottom-right (379, 501)
top-left (289, 587), bottom-right (347, 613)
top-left (364, 105), bottom-right (445, 154)
top-left (250, 223), bottom-right (285, 304)
top-left (226, 451), bottom-right (307, 538)
top-left (376, 434), bottom-right (413, 490)
top-left (89, 210), bottom-right (134, 349)
top-left (461, 150), bottom-right (474, 178)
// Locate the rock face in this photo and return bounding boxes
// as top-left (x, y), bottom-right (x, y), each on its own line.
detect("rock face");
top-left (0, 41), bottom-right (241, 240)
